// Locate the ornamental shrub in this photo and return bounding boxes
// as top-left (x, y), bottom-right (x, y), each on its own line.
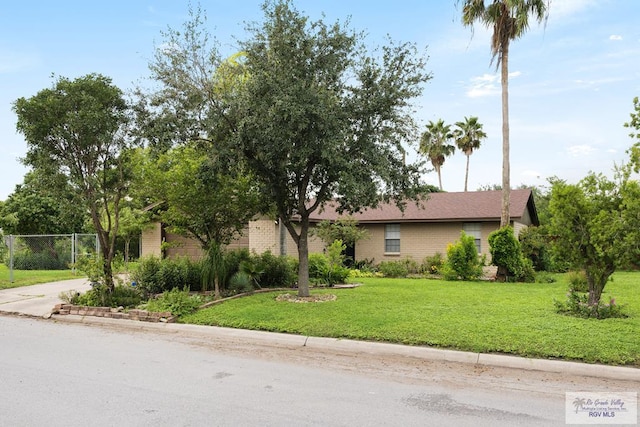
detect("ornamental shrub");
top-left (144, 287), bottom-right (203, 317)
top-left (421, 252), bottom-right (444, 275)
top-left (377, 260), bottom-right (409, 278)
top-left (554, 290), bottom-right (626, 319)
top-left (308, 242), bottom-right (350, 285)
top-left (442, 232), bottom-right (483, 281)
top-left (488, 226), bottom-right (534, 282)
top-left (132, 256), bottom-right (202, 296)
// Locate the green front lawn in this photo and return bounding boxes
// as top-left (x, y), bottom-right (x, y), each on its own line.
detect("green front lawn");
top-left (181, 272), bottom-right (640, 366)
top-left (0, 264), bottom-right (82, 290)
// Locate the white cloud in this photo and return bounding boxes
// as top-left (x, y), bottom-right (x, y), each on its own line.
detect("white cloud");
top-left (548, 0), bottom-right (597, 20)
top-left (465, 71), bottom-right (522, 98)
top-left (466, 74), bottom-right (499, 98)
top-left (609, 35), bottom-right (623, 41)
top-left (567, 145), bottom-right (595, 156)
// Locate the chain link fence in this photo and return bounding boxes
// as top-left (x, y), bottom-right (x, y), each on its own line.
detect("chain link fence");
top-left (3, 234), bottom-right (98, 283)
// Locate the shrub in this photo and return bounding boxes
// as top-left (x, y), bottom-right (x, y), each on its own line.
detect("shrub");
top-left (519, 226), bottom-right (552, 271)
top-left (132, 256), bottom-right (202, 296)
top-left (488, 226), bottom-right (534, 282)
top-left (534, 272), bottom-right (557, 283)
top-left (228, 271), bottom-right (254, 294)
top-left (348, 269), bottom-right (383, 279)
top-left (566, 270), bottom-right (588, 292)
top-left (353, 258), bottom-right (376, 273)
top-left (222, 248), bottom-right (252, 287)
top-left (308, 253), bottom-right (329, 281)
top-left (74, 255), bottom-right (104, 284)
top-left (442, 232), bottom-right (483, 281)
top-left (144, 287), bottom-right (203, 317)
top-left (308, 244), bottom-right (350, 286)
top-left (256, 251), bottom-right (296, 288)
top-left (554, 290), bottom-right (626, 319)
top-left (421, 253), bottom-right (444, 275)
top-left (63, 284), bottom-right (142, 308)
top-left (377, 260), bottom-right (409, 278)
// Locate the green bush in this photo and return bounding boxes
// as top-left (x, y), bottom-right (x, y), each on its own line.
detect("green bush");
top-left (228, 271), bottom-right (254, 294)
top-left (488, 226), bottom-right (534, 282)
top-left (534, 272), bottom-right (557, 283)
top-left (65, 284), bottom-right (142, 308)
top-left (132, 256), bottom-right (202, 296)
top-left (353, 258), bottom-right (376, 273)
top-left (554, 290), bottom-right (626, 319)
top-left (308, 253), bottom-right (329, 280)
top-left (519, 226), bottom-right (552, 271)
top-left (144, 287), bottom-right (203, 317)
top-left (308, 248), bottom-right (350, 285)
top-left (222, 248), bottom-right (252, 287)
top-left (442, 232), bottom-right (483, 281)
top-left (256, 251), bottom-right (296, 288)
top-left (421, 253), bottom-right (444, 275)
top-left (567, 270), bottom-right (588, 292)
top-left (377, 260), bottom-right (409, 278)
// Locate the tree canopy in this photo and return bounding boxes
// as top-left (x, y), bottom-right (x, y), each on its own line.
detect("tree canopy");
top-left (0, 169), bottom-right (88, 236)
top-left (142, 0), bottom-right (432, 296)
top-left (420, 119), bottom-right (455, 191)
top-left (232, 1), bottom-right (431, 295)
top-left (13, 73), bottom-right (132, 290)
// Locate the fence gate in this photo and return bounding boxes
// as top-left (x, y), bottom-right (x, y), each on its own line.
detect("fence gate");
top-left (4, 233), bottom-right (99, 283)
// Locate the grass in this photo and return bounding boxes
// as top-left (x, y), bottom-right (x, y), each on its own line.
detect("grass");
top-left (181, 272), bottom-right (640, 366)
top-left (0, 264), bottom-right (83, 290)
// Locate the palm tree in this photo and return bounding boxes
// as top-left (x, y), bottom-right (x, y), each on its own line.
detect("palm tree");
top-left (454, 116), bottom-right (487, 191)
top-left (420, 119), bottom-right (456, 191)
top-left (461, 0), bottom-right (549, 226)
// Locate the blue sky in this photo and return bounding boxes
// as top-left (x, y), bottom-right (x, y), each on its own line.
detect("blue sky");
top-left (1, 1), bottom-right (639, 200)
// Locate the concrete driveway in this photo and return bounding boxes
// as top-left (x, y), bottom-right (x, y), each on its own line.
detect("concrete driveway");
top-left (0, 278), bottom-right (91, 317)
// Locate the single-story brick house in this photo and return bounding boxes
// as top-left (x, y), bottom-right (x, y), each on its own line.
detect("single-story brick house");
top-left (141, 189), bottom-right (538, 263)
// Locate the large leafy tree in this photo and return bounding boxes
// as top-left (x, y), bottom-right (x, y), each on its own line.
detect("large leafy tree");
top-left (453, 116), bottom-right (487, 191)
top-left (136, 145), bottom-right (264, 297)
top-left (0, 169), bottom-right (88, 236)
top-left (419, 119), bottom-right (456, 191)
top-left (234, 1), bottom-right (430, 296)
top-left (548, 169), bottom-right (640, 307)
top-left (13, 74), bottom-right (132, 291)
top-left (461, 0), bottom-right (549, 226)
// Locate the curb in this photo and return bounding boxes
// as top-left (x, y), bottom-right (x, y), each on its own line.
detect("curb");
top-left (46, 313), bottom-right (640, 382)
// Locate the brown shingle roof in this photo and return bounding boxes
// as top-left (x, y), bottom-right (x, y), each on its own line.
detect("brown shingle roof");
top-left (310, 189), bottom-right (538, 225)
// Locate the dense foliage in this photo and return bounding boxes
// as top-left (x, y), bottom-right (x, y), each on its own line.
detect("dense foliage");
top-left (488, 226), bottom-right (535, 282)
top-left (442, 231), bottom-right (484, 281)
top-left (13, 74), bottom-right (132, 291)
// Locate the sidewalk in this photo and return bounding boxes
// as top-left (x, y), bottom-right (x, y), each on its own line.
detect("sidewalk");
top-left (1, 279), bottom-right (639, 382)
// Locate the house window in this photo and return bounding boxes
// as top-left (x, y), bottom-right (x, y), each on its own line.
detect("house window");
top-left (463, 223), bottom-right (482, 253)
top-left (385, 224), bottom-right (400, 253)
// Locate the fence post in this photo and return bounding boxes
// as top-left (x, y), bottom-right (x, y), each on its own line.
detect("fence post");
top-left (9, 235), bottom-right (14, 283)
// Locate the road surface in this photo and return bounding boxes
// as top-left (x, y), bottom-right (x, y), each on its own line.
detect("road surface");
top-left (0, 315), bottom-right (637, 426)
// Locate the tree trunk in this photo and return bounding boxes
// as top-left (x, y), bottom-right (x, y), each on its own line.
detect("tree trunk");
top-left (586, 264), bottom-right (615, 307)
top-left (124, 238), bottom-right (130, 263)
top-left (297, 217), bottom-right (311, 297)
top-left (436, 165), bottom-right (443, 191)
top-left (500, 42), bottom-right (511, 228)
top-left (464, 154), bottom-right (470, 192)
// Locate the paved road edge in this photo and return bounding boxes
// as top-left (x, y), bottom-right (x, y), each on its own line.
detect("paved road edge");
top-left (30, 313), bottom-right (640, 382)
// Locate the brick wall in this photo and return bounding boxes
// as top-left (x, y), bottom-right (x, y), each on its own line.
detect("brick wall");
top-left (52, 304), bottom-right (174, 323)
top-left (355, 221), bottom-right (501, 263)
